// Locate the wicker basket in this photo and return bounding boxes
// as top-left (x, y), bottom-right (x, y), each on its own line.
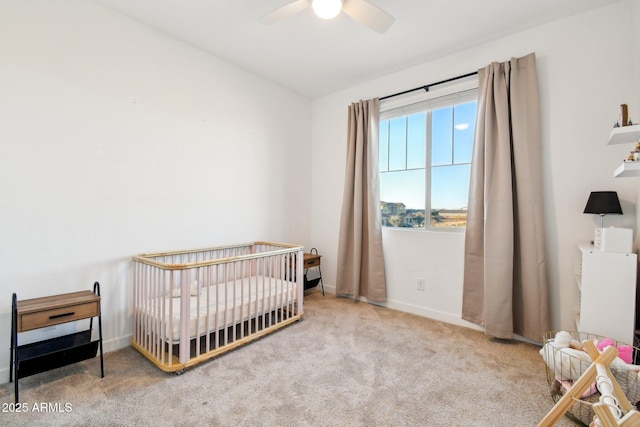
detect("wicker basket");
top-left (541, 331), bottom-right (640, 426)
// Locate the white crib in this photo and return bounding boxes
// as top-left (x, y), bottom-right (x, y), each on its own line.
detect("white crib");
top-left (131, 241), bottom-right (304, 372)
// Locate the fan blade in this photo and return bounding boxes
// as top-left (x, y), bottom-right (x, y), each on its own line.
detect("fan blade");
top-left (260, 0), bottom-right (311, 25)
top-left (342, 0), bottom-right (394, 33)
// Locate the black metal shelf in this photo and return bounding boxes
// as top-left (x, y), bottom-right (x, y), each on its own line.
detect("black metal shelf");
top-left (16, 330), bottom-right (100, 378)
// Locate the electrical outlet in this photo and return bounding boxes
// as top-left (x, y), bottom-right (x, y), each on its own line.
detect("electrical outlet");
top-left (417, 278), bottom-right (425, 291)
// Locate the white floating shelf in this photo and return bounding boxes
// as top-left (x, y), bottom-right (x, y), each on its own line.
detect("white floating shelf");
top-left (608, 124), bottom-right (640, 145)
top-left (614, 161), bottom-right (640, 177)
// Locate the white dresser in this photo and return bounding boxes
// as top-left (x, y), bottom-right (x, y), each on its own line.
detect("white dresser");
top-left (576, 244), bottom-right (637, 344)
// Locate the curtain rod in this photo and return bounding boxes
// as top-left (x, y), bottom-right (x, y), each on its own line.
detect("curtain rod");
top-left (379, 71), bottom-right (478, 101)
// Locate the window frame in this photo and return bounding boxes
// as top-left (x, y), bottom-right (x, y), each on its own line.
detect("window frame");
top-left (379, 80), bottom-right (479, 232)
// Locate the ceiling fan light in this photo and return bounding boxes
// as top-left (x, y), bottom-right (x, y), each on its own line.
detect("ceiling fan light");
top-left (312, 0), bottom-right (342, 20)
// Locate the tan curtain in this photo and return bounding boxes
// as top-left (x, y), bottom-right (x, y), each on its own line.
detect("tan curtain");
top-left (336, 98), bottom-right (387, 302)
top-left (462, 53), bottom-right (550, 341)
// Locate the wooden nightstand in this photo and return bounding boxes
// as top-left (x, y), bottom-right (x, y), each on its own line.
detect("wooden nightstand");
top-left (10, 282), bottom-right (104, 403)
top-left (303, 248), bottom-right (324, 296)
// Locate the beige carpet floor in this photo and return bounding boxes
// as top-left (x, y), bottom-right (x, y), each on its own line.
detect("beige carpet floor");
top-left (0, 291), bottom-right (576, 426)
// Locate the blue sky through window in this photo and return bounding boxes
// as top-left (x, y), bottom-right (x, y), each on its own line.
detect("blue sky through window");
top-left (379, 100), bottom-right (477, 210)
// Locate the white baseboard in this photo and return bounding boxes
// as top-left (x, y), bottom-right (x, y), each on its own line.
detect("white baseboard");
top-left (0, 367), bottom-right (10, 385)
top-left (323, 284), bottom-right (485, 333)
top-left (103, 334), bottom-right (132, 353)
top-left (385, 298), bottom-right (485, 332)
top-left (325, 284), bottom-right (540, 345)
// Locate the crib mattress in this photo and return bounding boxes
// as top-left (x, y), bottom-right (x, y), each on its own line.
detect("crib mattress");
top-left (139, 275), bottom-right (298, 343)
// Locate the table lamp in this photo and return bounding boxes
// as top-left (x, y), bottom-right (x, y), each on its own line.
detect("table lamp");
top-left (583, 191), bottom-right (623, 228)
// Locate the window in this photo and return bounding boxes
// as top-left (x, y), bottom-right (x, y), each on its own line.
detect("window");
top-left (379, 89), bottom-right (477, 229)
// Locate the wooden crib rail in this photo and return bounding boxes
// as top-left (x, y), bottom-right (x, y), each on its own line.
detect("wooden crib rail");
top-left (133, 241), bottom-right (303, 270)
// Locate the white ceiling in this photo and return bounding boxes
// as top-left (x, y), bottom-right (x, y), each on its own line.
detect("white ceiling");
top-left (94, 0), bottom-right (621, 98)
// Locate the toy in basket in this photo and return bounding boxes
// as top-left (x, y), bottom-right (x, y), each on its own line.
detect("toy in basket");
top-left (540, 331), bottom-right (640, 426)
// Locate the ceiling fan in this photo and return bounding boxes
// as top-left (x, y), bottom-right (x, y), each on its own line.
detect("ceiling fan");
top-left (260, 0), bottom-right (394, 33)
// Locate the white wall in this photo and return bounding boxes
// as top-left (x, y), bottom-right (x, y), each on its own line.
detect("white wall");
top-left (311, 1), bottom-right (639, 334)
top-left (631, 0), bottom-right (640, 330)
top-left (0, 0), bottom-right (312, 382)
top-left (633, 0), bottom-right (640, 110)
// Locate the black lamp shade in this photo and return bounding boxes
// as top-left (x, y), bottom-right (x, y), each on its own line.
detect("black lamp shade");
top-left (583, 191), bottom-right (623, 215)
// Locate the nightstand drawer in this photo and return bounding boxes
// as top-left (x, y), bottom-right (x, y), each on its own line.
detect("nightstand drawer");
top-left (304, 255), bottom-right (321, 268)
top-left (19, 302), bottom-right (99, 331)
top-left (17, 291), bottom-right (100, 332)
